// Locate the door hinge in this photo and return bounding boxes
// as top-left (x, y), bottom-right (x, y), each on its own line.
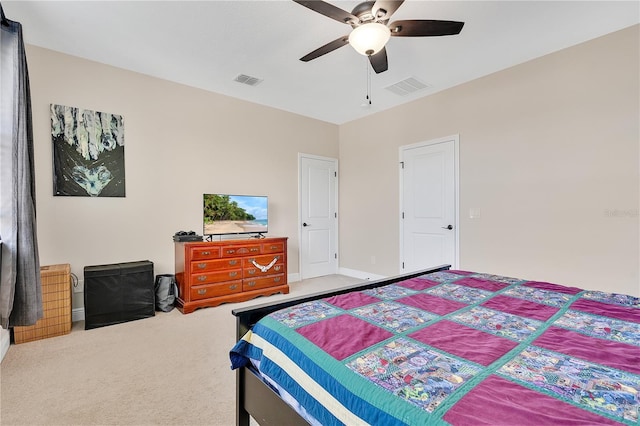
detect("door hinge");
top-left (334, 171), bottom-right (337, 177)
top-left (402, 212), bottom-right (405, 219)
top-left (402, 262), bottom-right (405, 269)
top-left (400, 161), bottom-right (404, 169)
top-left (334, 253), bottom-right (337, 259)
top-left (334, 212), bottom-right (337, 218)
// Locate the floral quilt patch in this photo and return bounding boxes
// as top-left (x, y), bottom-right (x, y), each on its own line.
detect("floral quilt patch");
top-left (502, 286), bottom-right (573, 307)
top-left (346, 338), bottom-right (481, 412)
top-left (451, 306), bottom-right (542, 341)
top-left (353, 302), bottom-right (436, 333)
top-left (427, 283), bottom-right (493, 304)
top-left (554, 310), bottom-right (640, 346)
top-left (469, 273), bottom-right (523, 285)
top-left (420, 271), bottom-right (465, 283)
top-left (363, 284), bottom-right (418, 300)
top-left (581, 291), bottom-right (640, 308)
top-left (269, 301), bottom-right (342, 328)
top-left (499, 346), bottom-right (640, 422)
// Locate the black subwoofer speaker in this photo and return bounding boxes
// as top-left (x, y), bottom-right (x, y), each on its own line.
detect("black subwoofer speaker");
top-left (84, 260), bottom-right (155, 330)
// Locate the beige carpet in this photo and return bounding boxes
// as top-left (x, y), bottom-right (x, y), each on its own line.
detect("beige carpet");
top-left (0, 275), bottom-right (362, 426)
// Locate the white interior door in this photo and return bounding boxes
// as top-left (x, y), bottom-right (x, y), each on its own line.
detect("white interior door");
top-left (400, 136), bottom-right (458, 272)
top-left (299, 154), bottom-right (338, 279)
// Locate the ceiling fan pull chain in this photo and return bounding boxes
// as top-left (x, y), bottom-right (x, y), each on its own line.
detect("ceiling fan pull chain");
top-left (366, 57), bottom-right (372, 106)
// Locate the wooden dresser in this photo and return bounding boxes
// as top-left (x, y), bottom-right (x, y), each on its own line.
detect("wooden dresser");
top-left (174, 237), bottom-right (288, 314)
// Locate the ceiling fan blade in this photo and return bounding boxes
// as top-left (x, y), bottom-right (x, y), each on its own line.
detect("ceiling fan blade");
top-left (368, 47), bottom-right (388, 74)
top-left (293, 1), bottom-right (357, 25)
top-left (371, 0), bottom-right (404, 21)
top-left (389, 20), bottom-right (464, 37)
top-left (300, 35), bottom-right (350, 62)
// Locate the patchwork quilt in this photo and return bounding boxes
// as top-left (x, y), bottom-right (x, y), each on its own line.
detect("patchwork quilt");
top-left (230, 270), bottom-right (640, 425)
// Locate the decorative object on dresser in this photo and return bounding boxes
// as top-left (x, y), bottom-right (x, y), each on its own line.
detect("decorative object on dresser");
top-left (13, 264), bottom-right (71, 344)
top-left (84, 260), bottom-right (155, 330)
top-left (174, 237), bottom-right (288, 314)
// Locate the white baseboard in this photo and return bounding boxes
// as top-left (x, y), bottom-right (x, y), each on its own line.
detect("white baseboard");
top-left (1, 327), bottom-right (10, 363)
top-left (288, 272), bottom-right (301, 283)
top-left (339, 267), bottom-right (387, 281)
top-left (72, 308), bottom-right (85, 322)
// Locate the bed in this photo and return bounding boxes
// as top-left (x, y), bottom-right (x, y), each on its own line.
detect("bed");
top-left (230, 265), bottom-right (639, 425)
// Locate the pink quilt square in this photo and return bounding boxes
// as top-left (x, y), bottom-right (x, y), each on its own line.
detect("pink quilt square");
top-left (482, 295), bottom-right (558, 321)
top-left (443, 375), bottom-right (621, 425)
top-left (324, 292), bottom-right (380, 310)
top-left (396, 277), bottom-right (440, 290)
top-left (571, 299), bottom-right (640, 323)
top-left (409, 320), bottom-right (517, 366)
top-left (535, 326), bottom-right (640, 374)
top-left (448, 270), bottom-right (475, 275)
top-left (455, 277), bottom-right (509, 292)
top-left (296, 315), bottom-right (393, 361)
top-left (396, 293), bottom-right (467, 316)
top-left (523, 280), bottom-right (582, 295)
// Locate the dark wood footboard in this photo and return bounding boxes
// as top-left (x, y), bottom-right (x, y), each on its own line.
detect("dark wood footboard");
top-left (232, 265), bottom-right (451, 426)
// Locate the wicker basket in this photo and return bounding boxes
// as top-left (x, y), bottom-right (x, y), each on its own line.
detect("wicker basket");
top-left (13, 264), bottom-right (72, 344)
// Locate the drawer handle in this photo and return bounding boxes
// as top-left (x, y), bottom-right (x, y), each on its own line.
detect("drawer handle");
top-left (274, 266), bottom-right (281, 271)
top-left (197, 263), bottom-right (207, 269)
top-left (229, 271), bottom-right (238, 277)
top-left (251, 256), bottom-right (278, 273)
top-left (227, 249), bottom-right (236, 254)
top-left (247, 281), bottom-right (256, 287)
top-left (201, 251), bottom-right (211, 256)
top-left (228, 260), bottom-right (238, 266)
top-left (248, 269), bottom-right (256, 275)
top-left (197, 276), bottom-right (207, 282)
top-left (274, 277), bottom-right (281, 283)
top-left (229, 284), bottom-right (238, 290)
top-left (250, 247), bottom-right (259, 252)
top-left (270, 245), bottom-right (279, 250)
top-left (197, 289), bottom-right (207, 295)
top-left (238, 248), bottom-right (248, 254)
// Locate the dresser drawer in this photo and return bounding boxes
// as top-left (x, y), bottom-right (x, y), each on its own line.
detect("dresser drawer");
top-left (262, 242), bottom-right (284, 254)
top-left (191, 280), bottom-right (242, 301)
top-left (191, 258), bottom-right (242, 273)
top-left (190, 269), bottom-right (242, 285)
top-left (190, 246), bottom-right (221, 260)
top-left (244, 254), bottom-right (282, 269)
top-left (221, 244), bottom-right (261, 258)
top-left (244, 260), bottom-right (285, 278)
top-left (243, 274), bottom-right (285, 292)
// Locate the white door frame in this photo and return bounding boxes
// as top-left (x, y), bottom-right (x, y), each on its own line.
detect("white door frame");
top-left (298, 153), bottom-right (339, 280)
top-left (399, 135), bottom-right (460, 273)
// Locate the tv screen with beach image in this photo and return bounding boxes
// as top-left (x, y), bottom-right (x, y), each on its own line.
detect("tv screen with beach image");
top-left (203, 194), bottom-right (268, 235)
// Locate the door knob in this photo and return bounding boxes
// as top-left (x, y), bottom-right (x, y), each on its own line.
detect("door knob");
top-left (303, 222), bottom-right (310, 227)
top-left (442, 225), bottom-right (453, 230)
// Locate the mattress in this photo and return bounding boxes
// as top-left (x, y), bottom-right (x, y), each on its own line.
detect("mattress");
top-left (230, 270), bottom-right (640, 425)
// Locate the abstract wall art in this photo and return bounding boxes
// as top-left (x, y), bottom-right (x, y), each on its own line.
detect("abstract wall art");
top-left (50, 104), bottom-right (125, 197)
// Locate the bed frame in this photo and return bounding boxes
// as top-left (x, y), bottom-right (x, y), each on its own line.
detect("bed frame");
top-left (231, 264), bottom-right (451, 426)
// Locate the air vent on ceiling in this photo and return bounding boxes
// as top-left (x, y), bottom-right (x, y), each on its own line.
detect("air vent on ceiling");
top-left (385, 77), bottom-right (430, 96)
top-left (234, 74), bottom-right (263, 87)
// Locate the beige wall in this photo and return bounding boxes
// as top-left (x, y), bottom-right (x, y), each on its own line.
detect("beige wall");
top-left (27, 24), bottom-right (640, 313)
top-left (27, 46), bottom-right (339, 309)
top-left (339, 25), bottom-right (639, 296)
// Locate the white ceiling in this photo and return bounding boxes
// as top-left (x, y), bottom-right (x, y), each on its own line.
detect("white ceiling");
top-left (3, 1), bottom-right (639, 124)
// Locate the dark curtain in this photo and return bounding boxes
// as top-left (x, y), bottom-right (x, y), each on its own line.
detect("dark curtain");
top-left (0, 3), bottom-right (41, 328)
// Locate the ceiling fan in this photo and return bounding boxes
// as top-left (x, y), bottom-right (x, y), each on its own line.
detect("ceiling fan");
top-left (293, 0), bottom-right (464, 74)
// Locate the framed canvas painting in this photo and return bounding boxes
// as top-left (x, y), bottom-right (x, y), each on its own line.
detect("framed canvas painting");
top-left (50, 104), bottom-right (125, 197)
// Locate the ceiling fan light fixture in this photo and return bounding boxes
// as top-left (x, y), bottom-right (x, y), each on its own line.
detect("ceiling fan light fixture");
top-left (348, 22), bottom-right (390, 56)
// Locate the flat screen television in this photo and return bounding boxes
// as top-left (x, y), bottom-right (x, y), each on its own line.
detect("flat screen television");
top-left (203, 194), bottom-right (268, 236)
